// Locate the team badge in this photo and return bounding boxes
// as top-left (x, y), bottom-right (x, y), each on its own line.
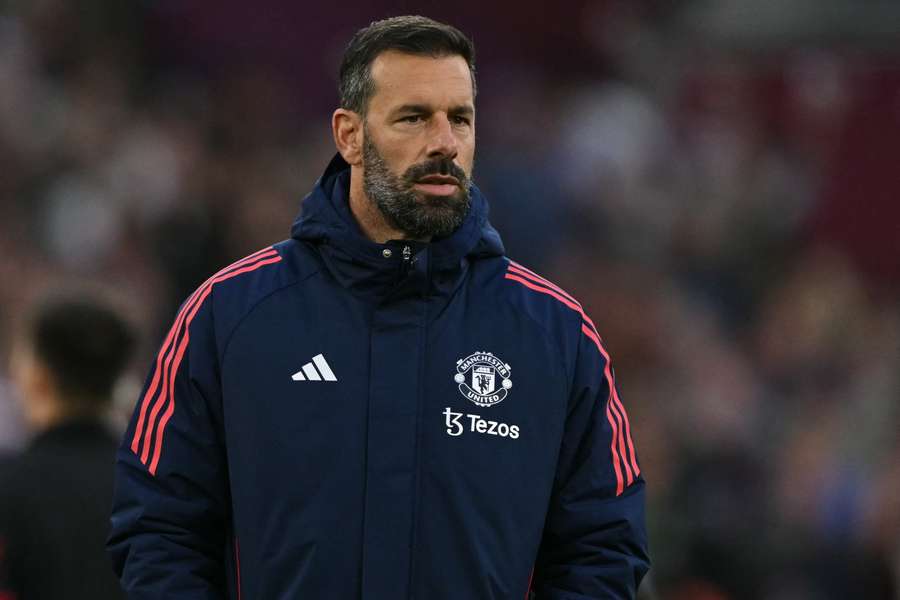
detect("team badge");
top-left (453, 351), bottom-right (512, 407)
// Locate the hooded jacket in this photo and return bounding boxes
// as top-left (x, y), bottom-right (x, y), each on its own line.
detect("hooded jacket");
top-left (109, 154), bottom-right (650, 599)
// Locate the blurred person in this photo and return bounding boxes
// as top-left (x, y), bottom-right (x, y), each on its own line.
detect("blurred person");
top-left (108, 15), bottom-right (649, 600)
top-left (0, 292), bottom-right (135, 600)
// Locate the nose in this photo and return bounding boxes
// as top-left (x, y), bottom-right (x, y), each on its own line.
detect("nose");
top-left (425, 114), bottom-right (459, 160)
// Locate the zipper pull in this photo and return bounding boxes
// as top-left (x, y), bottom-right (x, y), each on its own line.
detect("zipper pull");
top-left (398, 244), bottom-right (415, 279)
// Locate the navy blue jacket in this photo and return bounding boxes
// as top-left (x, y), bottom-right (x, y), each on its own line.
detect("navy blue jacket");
top-left (109, 154), bottom-right (650, 599)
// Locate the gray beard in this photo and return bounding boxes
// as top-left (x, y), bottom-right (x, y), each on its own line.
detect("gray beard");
top-left (361, 131), bottom-right (472, 240)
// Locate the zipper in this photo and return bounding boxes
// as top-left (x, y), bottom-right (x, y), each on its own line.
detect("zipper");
top-left (399, 244), bottom-right (413, 278)
top-left (406, 279), bottom-right (428, 598)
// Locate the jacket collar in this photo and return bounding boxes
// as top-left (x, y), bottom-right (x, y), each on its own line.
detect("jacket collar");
top-left (291, 154), bottom-right (504, 299)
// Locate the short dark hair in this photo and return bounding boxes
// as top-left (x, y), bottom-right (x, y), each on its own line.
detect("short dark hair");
top-left (25, 294), bottom-right (136, 404)
top-left (339, 15), bottom-right (476, 115)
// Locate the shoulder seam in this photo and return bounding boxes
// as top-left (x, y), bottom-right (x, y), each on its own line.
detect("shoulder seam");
top-left (218, 269), bottom-right (321, 366)
top-left (503, 259), bottom-right (642, 496)
top-left (499, 292), bottom-right (575, 402)
top-left (491, 262), bottom-right (580, 403)
top-left (129, 246), bottom-right (284, 475)
top-left (503, 259), bottom-right (601, 337)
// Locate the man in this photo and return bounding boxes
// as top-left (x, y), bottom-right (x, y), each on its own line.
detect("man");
top-left (109, 15), bottom-right (650, 599)
top-left (1, 293), bottom-right (134, 600)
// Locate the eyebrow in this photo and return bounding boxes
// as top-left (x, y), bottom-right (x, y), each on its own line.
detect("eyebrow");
top-left (392, 104), bottom-right (475, 116)
top-left (449, 105), bottom-right (475, 116)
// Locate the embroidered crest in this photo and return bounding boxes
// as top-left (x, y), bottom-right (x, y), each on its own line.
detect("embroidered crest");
top-left (453, 351), bottom-right (512, 407)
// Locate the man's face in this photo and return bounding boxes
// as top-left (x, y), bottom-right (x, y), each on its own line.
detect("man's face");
top-left (360, 51), bottom-right (476, 239)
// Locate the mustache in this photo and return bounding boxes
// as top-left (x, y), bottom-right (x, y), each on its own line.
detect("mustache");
top-left (403, 158), bottom-right (469, 186)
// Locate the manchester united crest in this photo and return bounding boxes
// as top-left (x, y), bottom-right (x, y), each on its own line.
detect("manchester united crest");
top-left (453, 351), bottom-right (512, 407)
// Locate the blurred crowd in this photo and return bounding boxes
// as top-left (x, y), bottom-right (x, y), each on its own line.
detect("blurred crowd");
top-left (0, 1), bottom-right (897, 598)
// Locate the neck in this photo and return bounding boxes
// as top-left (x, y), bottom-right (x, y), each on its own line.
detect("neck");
top-left (27, 395), bottom-right (103, 434)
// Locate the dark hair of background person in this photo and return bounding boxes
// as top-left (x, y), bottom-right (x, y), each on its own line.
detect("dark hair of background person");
top-left (25, 295), bottom-right (136, 406)
top-left (338, 15), bottom-right (477, 115)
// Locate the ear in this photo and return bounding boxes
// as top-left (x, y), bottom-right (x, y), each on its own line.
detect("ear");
top-left (332, 108), bottom-right (364, 166)
top-left (29, 359), bottom-right (58, 402)
top-left (10, 345), bottom-right (58, 427)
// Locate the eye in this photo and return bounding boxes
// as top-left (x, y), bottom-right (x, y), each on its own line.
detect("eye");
top-left (451, 115), bottom-right (472, 126)
top-left (399, 115), bottom-right (423, 124)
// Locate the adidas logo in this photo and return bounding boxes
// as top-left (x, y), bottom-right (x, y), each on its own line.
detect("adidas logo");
top-left (291, 354), bottom-right (337, 382)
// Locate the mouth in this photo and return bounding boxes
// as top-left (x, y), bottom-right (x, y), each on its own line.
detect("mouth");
top-left (413, 175), bottom-right (460, 196)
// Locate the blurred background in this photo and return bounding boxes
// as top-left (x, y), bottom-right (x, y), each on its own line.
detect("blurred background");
top-left (0, 0), bottom-right (898, 598)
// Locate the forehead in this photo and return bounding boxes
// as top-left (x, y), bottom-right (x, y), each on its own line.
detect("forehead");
top-left (368, 51), bottom-right (474, 111)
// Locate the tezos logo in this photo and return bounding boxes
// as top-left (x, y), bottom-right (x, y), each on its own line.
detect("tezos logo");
top-left (454, 351), bottom-right (512, 407)
top-left (444, 407), bottom-right (520, 440)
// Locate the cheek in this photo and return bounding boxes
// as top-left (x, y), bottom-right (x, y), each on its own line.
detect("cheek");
top-left (459, 142), bottom-right (475, 173)
top-left (375, 140), bottom-right (417, 174)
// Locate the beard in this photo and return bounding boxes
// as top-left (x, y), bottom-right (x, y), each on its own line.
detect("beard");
top-left (362, 129), bottom-right (472, 240)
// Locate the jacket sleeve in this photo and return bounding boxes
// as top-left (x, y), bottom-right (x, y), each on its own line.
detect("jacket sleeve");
top-left (532, 322), bottom-right (650, 599)
top-left (107, 295), bottom-right (230, 599)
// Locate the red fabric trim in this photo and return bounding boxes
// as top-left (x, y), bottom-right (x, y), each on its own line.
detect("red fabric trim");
top-left (608, 391), bottom-right (634, 485)
top-left (505, 267), bottom-right (641, 492)
top-left (613, 385), bottom-right (640, 477)
top-left (582, 324), bottom-right (640, 482)
top-left (583, 324), bottom-right (627, 495)
top-left (148, 254), bottom-right (282, 474)
top-left (505, 266), bottom-right (600, 335)
top-left (586, 326), bottom-right (639, 477)
top-left (131, 247), bottom-right (276, 455)
top-left (504, 273), bottom-right (597, 333)
top-left (507, 261), bottom-right (579, 305)
top-left (139, 250), bottom-right (278, 463)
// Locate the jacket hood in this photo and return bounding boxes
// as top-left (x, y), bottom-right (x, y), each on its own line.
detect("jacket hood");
top-left (291, 154), bottom-right (504, 272)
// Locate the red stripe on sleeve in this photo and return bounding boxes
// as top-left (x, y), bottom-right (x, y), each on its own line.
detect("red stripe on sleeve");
top-left (582, 323), bottom-right (628, 494)
top-left (582, 324), bottom-right (639, 482)
top-left (606, 403), bottom-right (626, 496)
top-left (131, 284), bottom-right (202, 455)
top-left (135, 249), bottom-right (277, 460)
top-left (139, 293), bottom-right (197, 463)
top-left (508, 262), bottom-right (579, 305)
top-left (589, 329), bottom-right (639, 477)
top-left (505, 265), bottom-right (600, 335)
top-left (608, 391), bottom-right (635, 485)
top-left (131, 248), bottom-right (276, 455)
top-left (147, 254), bottom-right (283, 475)
top-left (612, 385), bottom-right (640, 477)
top-left (506, 265), bottom-right (639, 492)
top-left (504, 273), bottom-right (600, 335)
